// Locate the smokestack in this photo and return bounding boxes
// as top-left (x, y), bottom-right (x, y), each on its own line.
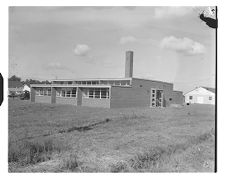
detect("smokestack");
top-left (125, 51), bottom-right (133, 78)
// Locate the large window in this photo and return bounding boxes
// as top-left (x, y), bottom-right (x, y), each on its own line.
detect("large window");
top-left (189, 96), bottom-right (193, 100)
top-left (35, 88), bottom-right (51, 96)
top-left (82, 88), bottom-right (109, 99)
top-left (56, 88), bottom-right (77, 98)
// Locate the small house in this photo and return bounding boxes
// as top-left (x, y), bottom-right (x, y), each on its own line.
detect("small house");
top-left (184, 86), bottom-right (215, 105)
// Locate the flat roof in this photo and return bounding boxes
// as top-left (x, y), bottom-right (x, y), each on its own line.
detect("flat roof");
top-left (30, 84), bottom-right (112, 88)
top-left (132, 77), bottom-right (173, 85)
top-left (50, 77), bottom-right (173, 84)
top-left (51, 77), bottom-right (132, 81)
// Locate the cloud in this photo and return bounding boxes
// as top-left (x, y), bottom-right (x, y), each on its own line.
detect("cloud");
top-left (154, 7), bottom-right (192, 19)
top-left (160, 36), bottom-right (205, 55)
top-left (120, 36), bottom-right (137, 44)
top-left (74, 44), bottom-right (90, 56)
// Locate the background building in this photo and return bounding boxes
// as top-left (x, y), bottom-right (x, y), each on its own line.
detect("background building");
top-left (184, 86), bottom-right (215, 105)
top-left (30, 51), bottom-right (184, 108)
top-left (8, 81), bottom-right (24, 96)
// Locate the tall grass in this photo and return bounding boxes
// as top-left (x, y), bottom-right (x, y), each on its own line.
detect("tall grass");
top-left (110, 130), bottom-right (215, 172)
top-left (61, 153), bottom-right (80, 172)
top-left (9, 138), bottom-right (66, 165)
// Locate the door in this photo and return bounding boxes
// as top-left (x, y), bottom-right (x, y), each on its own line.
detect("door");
top-left (150, 89), bottom-right (164, 107)
top-left (150, 88), bottom-right (156, 107)
top-left (156, 90), bottom-right (163, 107)
top-left (197, 96), bottom-right (204, 104)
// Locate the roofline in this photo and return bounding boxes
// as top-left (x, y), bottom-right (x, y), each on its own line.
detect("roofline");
top-left (184, 86), bottom-right (215, 95)
top-left (173, 90), bottom-right (183, 93)
top-left (50, 77), bottom-right (132, 81)
top-left (132, 77), bottom-right (173, 85)
top-left (30, 84), bottom-right (113, 88)
top-left (47, 77), bottom-right (174, 85)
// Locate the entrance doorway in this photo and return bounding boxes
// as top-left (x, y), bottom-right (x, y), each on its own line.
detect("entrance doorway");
top-left (197, 96), bottom-right (204, 104)
top-left (151, 88), bottom-right (163, 107)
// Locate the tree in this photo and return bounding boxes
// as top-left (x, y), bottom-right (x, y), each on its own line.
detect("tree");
top-left (8, 75), bottom-right (21, 82)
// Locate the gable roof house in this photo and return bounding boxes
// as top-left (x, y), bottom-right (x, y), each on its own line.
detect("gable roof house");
top-left (23, 84), bottom-right (31, 92)
top-left (184, 86), bottom-right (215, 105)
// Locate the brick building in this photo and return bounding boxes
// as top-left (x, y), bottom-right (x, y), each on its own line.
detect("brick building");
top-left (30, 51), bottom-right (183, 108)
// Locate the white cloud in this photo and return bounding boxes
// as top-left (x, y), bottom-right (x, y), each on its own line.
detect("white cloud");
top-left (74, 44), bottom-right (90, 56)
top-left (160, 36), bottom-right (205, 55)
top-left (154, 7), bottom-right (192, 19)
top-left (120, 36), bottom-right (137, 44)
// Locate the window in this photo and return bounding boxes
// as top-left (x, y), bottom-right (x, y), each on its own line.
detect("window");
top-left (44, 90), bottom-right (48, 96)
top-left (108, 81), bottom-right (113, 85)
top-left (36, 88), bottom-right (51, 96)
top-left (100, 89), bottom-right (109, 98)
top-left (82, 88), bottom-right (109, 99)
top-left (209, 96), bottom-right (212, 100)
top-left (89, 89), bottom-right (94, 98)
top-left (115, 81), bottom-right (120, 85)
top-left (94, 89), bottom-right (100, 98)
top-left (35, 89), bottom-right (41, 96)
top-left (66, 91), bottom-right (71, 97)
top-left (40, 90), bottom-right (44, 95)
top-left (189, 96), bottom-right (193, 100)
top-left (62, 90), bottom-right (65, 97)
top-left (91, 81), bottom-right (98, 85)
top-left (47, 89), bottom-right (51, 96)
top-left (56, 88), bottom-right (76, 98)
top-left (72, 88), bottom-right (77, 97)
top-left (82, 89), bottom-right (89, 98)
top-left (56, 91), bottom-right (60, 97)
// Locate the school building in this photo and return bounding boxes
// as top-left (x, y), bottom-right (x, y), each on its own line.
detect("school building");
top-left (30, 51), bottom-right (184, 108)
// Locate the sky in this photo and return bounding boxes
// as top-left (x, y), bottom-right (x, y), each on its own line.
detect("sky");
top-left (9, 6), bottom-right (216, 93)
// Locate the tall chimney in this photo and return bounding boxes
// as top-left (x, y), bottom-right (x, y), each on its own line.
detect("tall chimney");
top-left (125, 51), bottom-right (133, 78)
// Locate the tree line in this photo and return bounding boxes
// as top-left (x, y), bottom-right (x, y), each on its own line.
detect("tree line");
top-left (9, 75), bottom-right (51, 86)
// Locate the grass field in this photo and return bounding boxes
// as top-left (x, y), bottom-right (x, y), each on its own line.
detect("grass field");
top-left (8, 99), bottom-right (215, 172)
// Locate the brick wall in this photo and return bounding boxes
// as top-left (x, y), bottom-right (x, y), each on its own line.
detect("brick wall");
top-left (171, 91), bottom-right (184, 105)
top-left (82, 98), bottom-right (110, 108)
top-left (132, 78), bottom-right (174, 107)
top-left (56, 97), bottom-right (77, 105)
top-left (35, 96), bottom-right (51, 103)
